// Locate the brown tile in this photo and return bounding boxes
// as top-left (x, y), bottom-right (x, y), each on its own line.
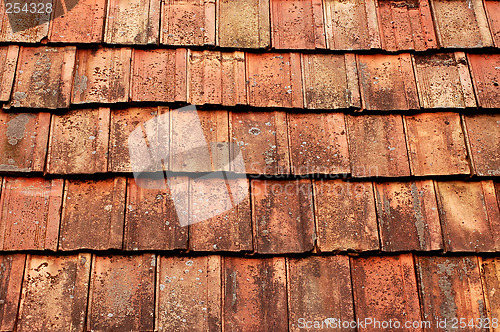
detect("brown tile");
top-left (88, 254), bottom-right (155, 331)
top-left (464, 114), bottom-right (500, 176)
top-left (157, 256), bottom-right (221, 331)
top-left (347, 114), bottom-right (410, 178)
top-left (223, 257), bottom-right (287, 332)
top-left (0, 177), bottom-right (62, 251)
top-left (104, 0), bottom-right (159, 44)
top-left (10, 46), bottom-right (75, 109)
top-left (481, 257), bottom-right (500, 326)
top-left (485, 0), bottom-right (500, 46)
top-left (374, 181), bottom-right (443, 251)
top-left (314, 180), bottom-right (379, 252)
top-left (0, 0), bottom-right (50, 42)
top-left (414, 53), bottom-right (476, 109)
top-left (288, 112), bottom-right (349, 175)
top-left (72, 47), bottom-right (132, 104)
top-left (405, 113), bottom-right (470, 176)
top-left (124, 177), bottom-right (187, 250)
top-left (59, 178), bottom-right (126, 250)
top-left (468, 53), bottom-right (500, 108)
top-left (324, 0), bottom-right (381, 50)
top-left (161, 0), bottom-right (216, 46)
top-left (217, 0), bottom-right (270, 48)
top-left (251, 179), bottom-right (315, 254)
top-left (271, 0), bottom-right (325, 50)
top-left (230, 111), bottom-right (289, 175)
top-left (246, 53), bottom-right (303, 108)
top-left (17, 254), bottom-right (91, 332)
top-left (47, 108), bottom-right (110, 174)
top-left (0, 111), bottom-right (50, 172)
top-left (48, 0), bottom-right (105, 43)
top-left (435, 181), bottom-right (500, 252)
top-left (430, 0), bottom-right (493, 48)
top-left (376, 0), bottom-right (437, 51)
top-left (302, 53), bottom-right (360, 109)
top-left (352, 254), bottom-right (422, 330)
top-left (287, 256), bottom-right (354, 331)
top-left (0, 254), bottom-right (26, 331)
top-left (0, 45), bottom-right (18, 102)
top-left (357, 54), bottom-right (419, 110)
top-left (417, 256), bottom-right (486, 329)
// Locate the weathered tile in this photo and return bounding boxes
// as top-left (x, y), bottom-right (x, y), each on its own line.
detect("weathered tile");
top-left (251, 179), bottom-right (315, 254)
top-left (314, 180), bottom-right (379, 252)
top-left (288, 112), bottom-right (349, 175)
top-left (464, 114), bottom-right (500, 176)
top-left (59, 178), bottom-right (126, 250)
top-left (288, 256), bottom-right (354, 331)
top-left (347, 114), bottom-right (410, 177)
top-left (104, 0), bottom-right (159, 44)
top-left (405, 113), bottom-right (470, 176)
top-left (72, 48), bottom-right (132, 104)
top-left (485, 0), bottom-right (500, 46)
top-left (0, 46), bottom-right (18, 102)
top-left (246, 53), bottom-right (303, 108)
top-left (357, 54), bottom-right (419, 110)
top-left (430, 0), bottom-right (493, 48)
top-left (161, 0), bottom-right (216, 46)
top-left (417, 256), bottom-right (486, 329)
top-left (223, 257), bottom-right (287, 332)
top-left (17, 254), bottom-right (91, 332)
top-left (124, 177), bottom-right (187, 250)
top-left (0, 0), bottom-right (50, 42)
top-left (131, 49), bottom-right (187, 102)
top-left (376, 0), bottom-right (437, 51)
top-left (352, 254), bottom-right (422, 329)
top-left (221, 52), bottom-right (246, 106)
top-left (414, 53), bottom-right (476, 109)
top-left (10, 46), bottom-right (75, 109)
top-left (481, 257), bottom-right (500, 326)
top-left (271, 0), bottom-right (325, 49)
top-left (88, 254), bottom-right (155, 331)
top-left (324, 0), bottom-right (380, 50)
top-left (48, 0), bottom-right (105, 43)
top-left (374, 181), bottom-right (442, 252)
top-left (157, 256), bottom-right (221, 331)
top-left (435, 181), bottom-right (500, 252)
top-left (468, 53), bottom-right (500, 108)
top-left (302, 53), bottom-right (360, 109)
top-left (47, 108), bottom-right (110, 174)
top-left (0, 177), bottom-right (62, 251)
top-left (217, 0), bottom-right (270, 48)
top-left (0, 254), bottom-right (26, 331)
top-left (230, 111), bottom-right (289, 175)
top-left (0, 111), bottom-right (50, 172)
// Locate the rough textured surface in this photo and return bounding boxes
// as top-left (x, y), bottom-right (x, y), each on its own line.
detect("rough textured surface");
top-left (0, 46), bottom-right (19, 102)
top-left (485, 0), bottom-right (500, 47)
top-left (481, 257), bottom-right (500, 325)
top-left (464, 114), bottom-right (500, 176)
top-left (0, 0), bottom-right (50, 42)
top-left (0, 254), bottom-right (25, 331)
top-left (468, 53), bottom-right (500, 109)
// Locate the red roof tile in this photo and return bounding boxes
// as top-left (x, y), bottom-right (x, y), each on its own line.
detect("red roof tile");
top-left (223, 257), bottom-right (287, 331)
top-left (0, 177), bottom-right (62, 251)
top-left (271, 0), bottom-right (326, 50)
top-left (88, 254), bottom-right (155, 331)
top-left (0, 1), bottom-right (49, 43)
top-left (47, 108), bottom-right (110, 174)
top-left (484, 0), bottom-right (500, 47)
top-left (288, 112), bottom-right (349, 175)
top-left (72, 48), bottom-right (132, 104)
top-left (374, 180), bottom-right (442, 252)
top-left (464, 114), bottom-right (500, 176)
top-left (157, 255), bottom-right (221, 331)
top-left (405, 112), bottom-right (470, 176)
top-left (217, 0), bottom-right (270, 48)
top-left (302, 53), bottom-right (360, 109)
top-left (17, 254), bottom-right (91, 331)
top-left (357, 53), bottom-right (419, 110)
top-left (9, 46), bottom-right (75, 109)
top-left (314, 180), bottom-right (379, 252)
top-left (0, 46), bottom-right (18, 102)
top-left (467, 53), bottom-right (500, 109)
top-left (59, 178), bottom-right (126, 250)
top-left (347, 114), bottom-right (410, 177)
top-left (481, 257), bottom-right (500, 324)
top-left (0, 254), bottom-right (25, 331)
top-left (0, 111), bottom-right (50, 172)
top-left (251, 179), bottom-right (315, 254)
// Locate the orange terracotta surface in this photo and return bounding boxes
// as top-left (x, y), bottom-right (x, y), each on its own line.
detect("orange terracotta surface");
top-left (464, 114), bottom-right (500, 176)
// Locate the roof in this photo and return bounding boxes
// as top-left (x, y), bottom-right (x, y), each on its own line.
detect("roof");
top-left (0, 0), bottom-right (499, 330)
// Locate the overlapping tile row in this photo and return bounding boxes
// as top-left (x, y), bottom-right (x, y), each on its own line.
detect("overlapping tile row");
top-left (1, 46), bottom-right (500, 110)
top-left (0, 253), bottom-right (497, 330)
